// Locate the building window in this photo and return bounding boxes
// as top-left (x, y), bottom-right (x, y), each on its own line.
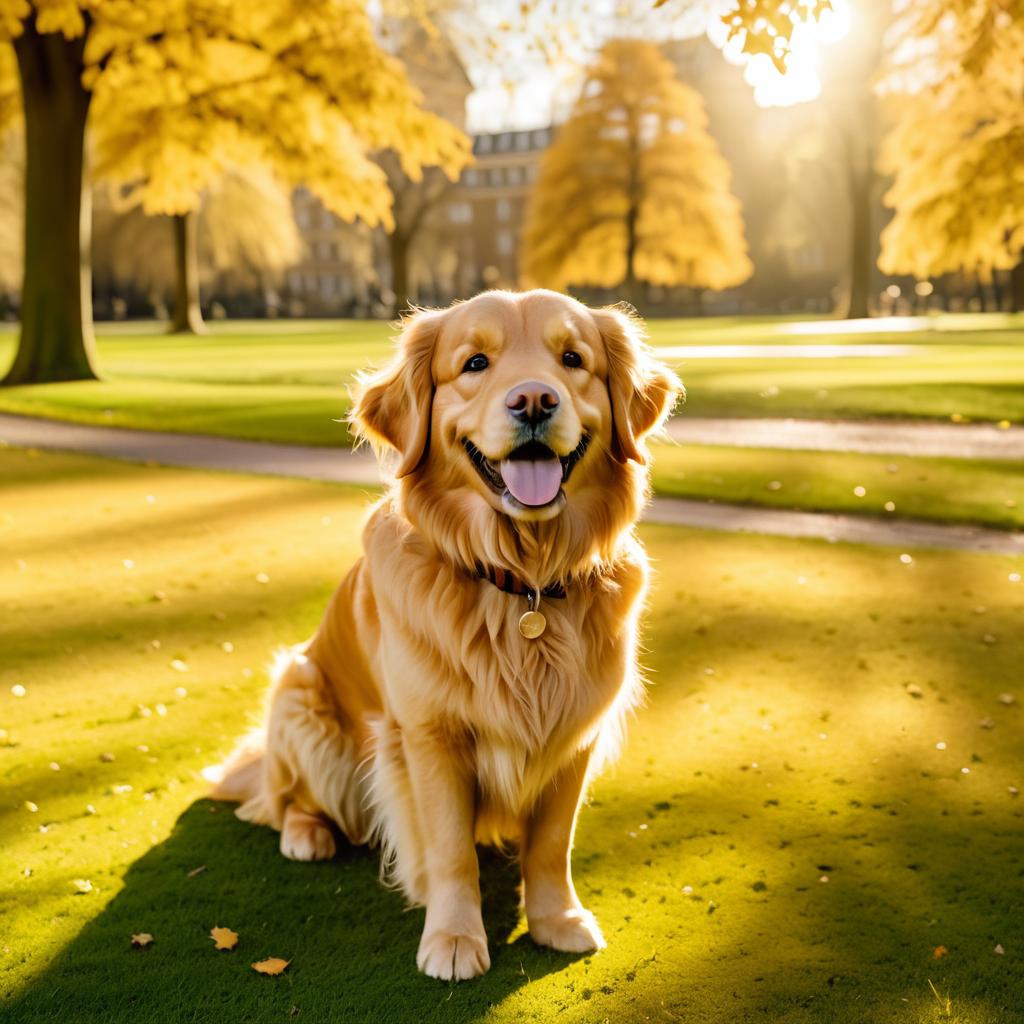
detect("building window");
top-left (506, 165), bottom-right (522, 185)
top-left (477, 135), bottom-right (492, 153)
top-left (496, 198), bottom-right (511, 221)
top-left (295, 207), bottom-right (311, 230)
top-left (463, 168), bottom-right (478, 186)
top-left (496, 230), bottom-right (514, 256)
top-left (497, 133), bottom-right (510, 151)
top-left (321, 273), bottom-right (337, 296)
top-left (490, 167), bottom-right (503, 186)
top-left (447, 202), bottom-right (472, 224)
top-left (516, 132), bottom-right (530, 150)
top-left (532, 129), bottom-right (548, 148)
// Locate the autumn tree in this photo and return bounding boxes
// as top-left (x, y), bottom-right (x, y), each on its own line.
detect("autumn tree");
top-left (377, 20), bottom-right (471, 316)
top-left (878, 0), bottom-right (1024, 301)
top-left (93, 166), bottom-right (301, 316)
top-left (0, 0), bottom-right (468, 384)
top-left (521, 39), bottom-right (751, 305)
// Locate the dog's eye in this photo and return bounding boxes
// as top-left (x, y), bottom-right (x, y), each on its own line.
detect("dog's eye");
top-left (562, 350), bottom-right (583, 369)
top-left (462, 353), bottom-right (489, 374)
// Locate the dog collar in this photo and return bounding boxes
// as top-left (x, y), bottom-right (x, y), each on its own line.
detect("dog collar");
top-left (474, 561), bottom-right (565, 640)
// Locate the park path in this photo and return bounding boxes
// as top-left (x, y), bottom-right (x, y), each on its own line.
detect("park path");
top-left (1, 412), bottom-right (1022, 556)
top-left (666, 417), bottom-right (1024, 459)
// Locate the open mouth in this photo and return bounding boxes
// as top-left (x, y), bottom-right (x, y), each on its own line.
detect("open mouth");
top-left (462, 435), bottom-right (591, 509)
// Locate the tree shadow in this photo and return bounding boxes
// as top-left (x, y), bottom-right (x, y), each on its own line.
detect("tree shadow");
top-left (0, 800), bottom-right (583, 1024)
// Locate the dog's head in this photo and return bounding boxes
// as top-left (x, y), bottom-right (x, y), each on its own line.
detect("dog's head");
top-left (351, 291), bottom-right (681, 560)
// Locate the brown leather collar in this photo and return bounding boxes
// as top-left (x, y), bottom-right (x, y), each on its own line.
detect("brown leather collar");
top-left (475, 561), bottom-right (567, 600)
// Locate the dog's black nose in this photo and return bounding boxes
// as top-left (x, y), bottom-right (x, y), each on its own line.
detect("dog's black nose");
top-left (505, 381), bottom-right (560, 425)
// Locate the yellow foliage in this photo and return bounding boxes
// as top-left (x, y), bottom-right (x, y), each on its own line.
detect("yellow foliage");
top-left (719, 0), bottom-right (832, 73)
top-left (4, 1), bottom-right (470, 227)
top-left (94, 165), bottom-right (302, 296)
top-left (0, 128), bottom-right (21, 291)
top-left (879, 0), bottom-right (1024, 280)
top-left (522, 39), bottom-right (751, 294)
top-left (0, 42), bottom-right (17, 129)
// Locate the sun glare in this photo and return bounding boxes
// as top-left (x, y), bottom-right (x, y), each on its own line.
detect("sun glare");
top-left (711, 0), bottom-right (852, 108)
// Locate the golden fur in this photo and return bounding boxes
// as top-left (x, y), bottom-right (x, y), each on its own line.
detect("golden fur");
top-left (210, 289), bottom-right (681, 980)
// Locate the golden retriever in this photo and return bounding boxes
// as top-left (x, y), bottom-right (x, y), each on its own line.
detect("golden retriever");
top-left (210, 289), bottom-right (681, 980)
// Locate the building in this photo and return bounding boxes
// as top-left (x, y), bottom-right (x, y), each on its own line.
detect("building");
top-left (440, 128), bottom-right (552, 296)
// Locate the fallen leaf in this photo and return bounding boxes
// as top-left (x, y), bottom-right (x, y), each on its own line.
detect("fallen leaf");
top-left (187, 864), bottom-right (207, 878)
top-left (998, 693), bottom-right (1016, 706)
top-left (170, 659), bottom-right (189, 673)
top-left (211, 926), bottom-right (238, 951)
top-left (252, 957), bottom-right (290, 975)
top-left (932, 945), bottom-right (948, 959)
top-left (131, 933), bottom-right (154, 947)
top-left (72, 878), bottom-right (93, 894)
top-left (24, 801), bottom-right (38, 813)
top-left (994, 944), bottom-right (1005, 955)
top-left (905, 683), bottom-right (924, 699)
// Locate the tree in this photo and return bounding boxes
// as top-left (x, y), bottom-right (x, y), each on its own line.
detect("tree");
top-left (878, 0), bottom-right (1024, 295)
top-left (713, 0), bottom-right (891, 318)
top-left (0, 1), bottom-right (469, 384)
top-left (376, 20), bottom-right (471, 316)
top-left (521, 39), bottom-right (751, 305)
top-left (93, 166), bottom-right (302, 316)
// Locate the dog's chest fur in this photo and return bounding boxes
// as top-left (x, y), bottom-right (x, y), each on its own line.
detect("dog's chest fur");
top-left (366, 512), bottom-right (647, 822)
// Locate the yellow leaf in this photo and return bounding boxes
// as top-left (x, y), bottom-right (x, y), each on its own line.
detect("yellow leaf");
top-left (131, 933), bottom-right (154, 947)
top-left (933, 945), bottom-right (949, 959)
top-left (252, 957), bottom-right (290, 975)
top-left (210, 926), bottom-right (239, 951)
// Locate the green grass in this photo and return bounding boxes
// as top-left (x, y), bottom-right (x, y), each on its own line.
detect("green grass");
top-left (2, 447), bottom-right (1022, 1023)
top-left (650, 444), bottom-right (1024, 531)
top-left (1, 314), bottom-right (1024, 447)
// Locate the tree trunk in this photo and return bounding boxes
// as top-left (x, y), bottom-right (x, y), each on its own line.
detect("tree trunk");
top-left (1010, 259), bottom-right (1024, 313)
top-left (2, 17), bottom-right (98, 385)
top-left (842, 158), bottom-right (873, 319)
top-left (389, 230), bottom-right (410, 318)
top-left (623, 203), bottom-right (640, 311)
top-left (169, 211), bottom-right (206, 333)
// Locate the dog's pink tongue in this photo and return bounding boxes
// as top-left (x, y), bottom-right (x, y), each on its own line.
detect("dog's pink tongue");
top-left (500, 456), bottom-right (563, 507)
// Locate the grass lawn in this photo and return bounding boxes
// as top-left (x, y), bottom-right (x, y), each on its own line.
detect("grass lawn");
top-left (1, 314), bottom-right (1024, 448)
top-left (650, 444), bottom-right (1024, 531)
top-left (2, 447), bottom-right (1022, 1023)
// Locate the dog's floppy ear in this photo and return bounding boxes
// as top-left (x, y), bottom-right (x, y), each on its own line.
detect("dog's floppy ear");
top-left (593, 305), bottom-right (684, 465)
top-left (350, 309), bottom-right (442, 478)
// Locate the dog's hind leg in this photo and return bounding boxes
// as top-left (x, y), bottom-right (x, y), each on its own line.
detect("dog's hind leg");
top-left (213, 648), bottom-right (370, 860)
top-left (281, 803), bottom-right (336, 862)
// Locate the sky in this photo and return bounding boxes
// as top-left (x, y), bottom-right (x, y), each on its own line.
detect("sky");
top-left (463, 0), bottom-right (852, 133)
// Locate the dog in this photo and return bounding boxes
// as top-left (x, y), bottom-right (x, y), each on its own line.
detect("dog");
top-left (210, 289), bottom-right (682, 980)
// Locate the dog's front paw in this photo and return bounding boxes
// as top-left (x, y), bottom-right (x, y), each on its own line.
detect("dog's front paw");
top-left (529, 908), bottom-right (606, 953)
top-left (417, 929), bottom-right (491, 981)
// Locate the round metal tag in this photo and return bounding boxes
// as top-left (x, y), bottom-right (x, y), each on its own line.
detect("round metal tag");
top-left (518, 610), bottom-right (547, 639)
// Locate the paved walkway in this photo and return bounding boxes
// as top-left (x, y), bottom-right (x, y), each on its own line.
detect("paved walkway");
top-left (666, 417), bottom-right (1024, 459)
top-left (2, 413), bottom-right (1022, 556)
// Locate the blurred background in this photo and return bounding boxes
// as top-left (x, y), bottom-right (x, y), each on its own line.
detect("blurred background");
top-left (0, 0), bottom-right (1018, 331)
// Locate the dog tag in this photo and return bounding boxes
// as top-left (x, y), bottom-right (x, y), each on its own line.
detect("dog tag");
top-left (519, 609), bottom-right (546, 639)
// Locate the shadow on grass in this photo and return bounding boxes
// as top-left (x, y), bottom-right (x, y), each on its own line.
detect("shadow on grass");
top-left (0, 801), bottom-right (580, 1024)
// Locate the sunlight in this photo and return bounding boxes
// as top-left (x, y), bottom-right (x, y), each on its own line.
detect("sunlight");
top-left (710, 0), bottom-right (852, 108)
